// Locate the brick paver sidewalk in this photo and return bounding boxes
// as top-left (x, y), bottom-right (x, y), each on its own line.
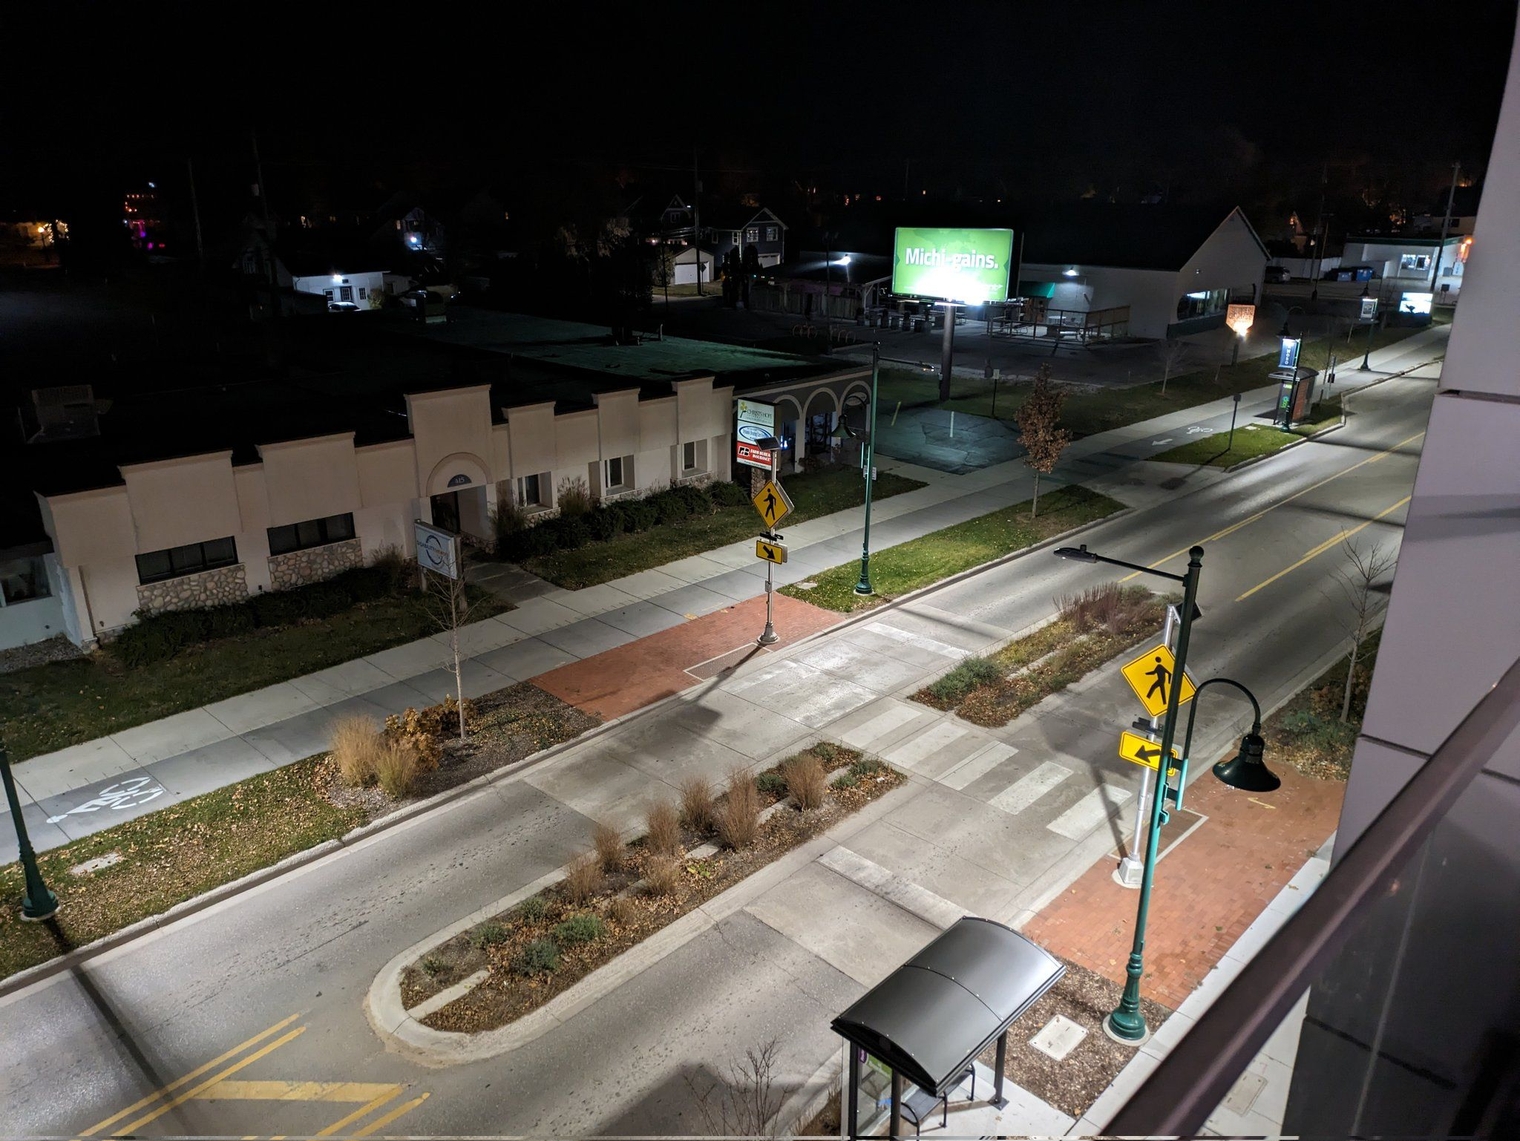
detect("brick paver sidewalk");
top-left (1022, 763), bottom-right (1346, 1008)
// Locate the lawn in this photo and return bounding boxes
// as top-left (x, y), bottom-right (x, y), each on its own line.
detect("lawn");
top-left (0, 589), bottom-right (507, 763)
top-left (525, 468), bottom-right (926, 589)
top-left (781, 485), bottom-right (1124, 613)
top-left (1148, 397), bottom-right (1343, 468)
top-left (0, 757), bottom-right (367, 981)
top-left (872, 324), bottom-right (1424, 437)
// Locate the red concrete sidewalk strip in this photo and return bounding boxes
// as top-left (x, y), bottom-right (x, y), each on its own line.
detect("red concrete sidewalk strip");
top-left (531, 595), bottom-right (843, 720)
top-left (1021, 765), bottom-right (1345, 1010)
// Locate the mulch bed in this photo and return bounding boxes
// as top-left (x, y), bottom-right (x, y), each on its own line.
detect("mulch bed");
top-left (400, 745), bottom-right (905, 1033)
top-left (978, 955), bottom-right (1171, 1120)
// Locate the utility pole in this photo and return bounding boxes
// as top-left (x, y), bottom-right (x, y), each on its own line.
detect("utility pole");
top-left (903, 158), bottom-right (910, 200)
top-left (693, 148), bottom-right (703, 297)
top-left (1309, 164), bottom-right (1327, 301)
top-left (1432, 160), bottom-right (1461, 301)
top-left (187, 157), bottom-right (206, 271)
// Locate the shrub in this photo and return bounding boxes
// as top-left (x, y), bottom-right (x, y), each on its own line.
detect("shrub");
top-left (585, 507), bottom-right (623, 542)
top-left (562, 853), bottom-right (606, 903)
top-left (304, 583), bottom-right (352, 619)
top-left (781, 753), bottom-right (827, 810)
top-left (493, 498), bottom-right (528, 548)
top-left (622, 498), bottom-right (659, 532)
top-left (592, 819), bottom-right (624, 872)
top-left (846, 757), bottom-right (888, 781)
top-left (717, 768), bottom-right (761, 850)
top-left (373, 738), bottom-right (419, 797)
top-left (514, 937), bottom-right (561, 976)
top-left (649, 489), bottom-right (692, 525)
top-left (110, 617), bottom-right (179, 668)
top-left (251, 590), bottom-right (309, 628)
top-left (711, 480), bottom-right (750, 508)
top-left (607, 895), bottom-right (640, 926)
top-left (755, 772), bottom-right (786, 797)
top-left (369, 543), bottom-right (412, 593)
top-left (516, 896), bottom-right (548, 923)
top-left (556, 475), bottom-right (593, 518)
top-left (811, 741), bottom-right (849, 766)
top-left (1056, 583), bottom-right (1153, 636)
top-left (678, 775), bottom-right (716, 834)
top-left (473, 921), bottom-right (510, 949)
top-left (673, 483), bottom-right (713, 516)
top-left (203, 604), bottom-right (257, 640)
top-left (553, 912), bottom-right (606, 945)
top-left (926, 655), bottom-right (1002, 702)
top-left (330, 715), bottom-right (382, 786)
top-left (554, 516), bottom-right (590, 550)
top-left (645, 801), bottom-right (681, 856)
top-left (644, 855), bottom-right (681, 896)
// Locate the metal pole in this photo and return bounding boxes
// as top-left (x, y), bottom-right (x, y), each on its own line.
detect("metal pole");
top-left (847, 1047), bottom-right (861, 1140)
top-left (1106, 547), bottom-right (1203, 1043)
top-left (693, 149), bottom-right (702, 297)
top-left (1227, 393), bottom-right (1240, 450)
top-left (1, 746), bottom-right (58, 921)
top-left (939, 303), bottom-right (954, 400)
top-left (759, 449), bottom-right (780, 645)
top-left (1432, 161), bottom-right (1460, 300)
top-left (1359, 316), bottom-right (1376, 371)
top-left (855, 345), bottom-right (880, 595)
top-left (1120, 604), bottom-right (1177, 887)
top-left (187, 157), bottom-right (205, 271)
top-left (890, 1070), bottom-right (904, 1141)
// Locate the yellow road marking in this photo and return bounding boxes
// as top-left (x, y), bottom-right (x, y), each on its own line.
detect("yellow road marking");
top-left (1236, 496), bottom-right (1410, 601)
top-left (1119, 429), bottom-right (1426, 582)
top-left (1249, 797), bottom-right (1278, 810)
top-left (316, 1088), bottom-right (406, 1136)
top-left (79, 1013), bottom-right (302, 1137)
top-left (352, 1092), bottom-right (430, 1137)
top-left (115, 1026), bottom-right (306, 1134)
top-left (193, 1080), bottom-right (402, 1103)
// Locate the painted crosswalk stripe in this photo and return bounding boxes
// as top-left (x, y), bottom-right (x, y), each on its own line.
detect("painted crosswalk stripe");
top-left (842, 704), bottom-right (923, 749)
top-left (870, 622), bottom-right (968, 660)
top-left (988, 762), bottom-right (1070, 815)
top-left (1047, 785), bottom-right (1134, 840)
top-left (941, 743), bottom-right (1018, 791)
top-left (884, 722), bottom-right (968, 770)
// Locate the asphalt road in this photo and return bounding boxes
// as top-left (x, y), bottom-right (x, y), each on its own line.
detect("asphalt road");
top-left (0, 366), bottom-right (1437, 1137)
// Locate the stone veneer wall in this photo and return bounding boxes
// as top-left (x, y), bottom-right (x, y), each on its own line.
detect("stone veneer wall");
top-left (136, 563), bottom-right (250, 615)
top-left (267, 538), bottom-right (363, 590)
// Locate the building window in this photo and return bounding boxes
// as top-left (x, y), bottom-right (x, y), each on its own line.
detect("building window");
top-left (323, 289), bottom-right (334, 302)
top-left (765, 226), bottom-right (778, 241)
top-left (0, 555), bottom-right (51, 606)
top-left (744, 227), bottom-right (760, 243)
top-left (136, 537), bottom-right (238, 584)
top-left (1399, 253), bottom-right (1431, 271)
top-left (517, 473), bottom-right (543, 507)
top-left (683, 441), bottom-right (697, 471)
top-left (731, 231), bottom-right (740, 244)
top-left (358, 286), bottom-right (367, 300)
top-left (267, 513), bottom-right (355, 556)
top-left (339, 286), bottom-right (353, 302)
top-left (605, 456), bottom-right (626, 490)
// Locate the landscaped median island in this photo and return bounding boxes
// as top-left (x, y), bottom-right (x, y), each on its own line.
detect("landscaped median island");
top-left (1147, 396), bottom-right (1343, 469)
top-left (0, 555), bottom-right (508, 762)
top-left (496, 468), bottom-right (926, 590)
top-left (396, 743), bottom-right (905, 1035)
top-left (782, 486), bottom-right (1124, 614)
top-left (914, 585), bottom-right (1167, 726)
top-left (0, 683), bottom-right (597, 982)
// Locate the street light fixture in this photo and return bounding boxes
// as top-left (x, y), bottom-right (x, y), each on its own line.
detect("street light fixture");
top-left (832, 344), bottom-right (881, 595)
top-left (1, 745), bottom-right (58, 921)
top-left (1358, 284), bottom-right (1378, 372)
top-left (1053, 541), bottom-right (1274, 1043)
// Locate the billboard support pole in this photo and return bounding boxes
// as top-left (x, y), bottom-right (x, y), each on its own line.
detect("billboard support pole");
top-left (939, 303), bottom-right (955, 401)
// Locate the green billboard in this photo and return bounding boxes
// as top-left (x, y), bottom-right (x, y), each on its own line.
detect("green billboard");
top-left (891, 227), bottom-right (1014, 303)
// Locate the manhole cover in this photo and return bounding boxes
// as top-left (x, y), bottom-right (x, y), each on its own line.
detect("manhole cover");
top-left (70, 852), bottom-right (124, 877)
top-left (792, 580), bottom-right (819, 591)
top-left (1221, 1070), bottom-right (1267, 1115)
top-left (1029, 1014), bottom-right (1087, 1061)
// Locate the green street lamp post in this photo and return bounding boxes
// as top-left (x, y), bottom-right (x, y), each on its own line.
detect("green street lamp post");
top-left (1, 745), bottom-right (58, 921)
top-left (832, 343), bottom-right (881, 595)
top-left (1052, 543), bottom-right (1279, 1043)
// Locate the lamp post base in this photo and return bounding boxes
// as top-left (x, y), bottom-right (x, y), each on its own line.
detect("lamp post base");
top-left (1102, 1012), bottom-right (1151, 1046)
top-left (1113, 855), bottom-right (1144, 888)
top-left (20, 890), bottom-right (58, 922)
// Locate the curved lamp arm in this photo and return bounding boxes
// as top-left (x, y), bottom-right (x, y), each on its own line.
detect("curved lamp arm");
top-left (1180, 676), bottom-right (1262, 764)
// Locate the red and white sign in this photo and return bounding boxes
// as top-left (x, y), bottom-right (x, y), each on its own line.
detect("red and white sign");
top-left (736, 440), bottom-right (773, 470)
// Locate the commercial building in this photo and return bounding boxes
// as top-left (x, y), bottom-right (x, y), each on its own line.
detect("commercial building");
top-left (1338, 233), bottom-right (1471, 301)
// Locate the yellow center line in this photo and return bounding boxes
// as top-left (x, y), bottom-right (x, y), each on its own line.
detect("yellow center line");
top-left (352, 1092), bottom-right (430, 1137)
top-left (115, 1026), bottom-right (307, 1135)
top-left (79, 1013), bottom-right (302, 1137)
top-left (316, 1088), bottom-right (406, 1137)
top-left (1236, 496), bottom-right (1410, 602)
top-left (1118, 429), bottom-right (1426, 582)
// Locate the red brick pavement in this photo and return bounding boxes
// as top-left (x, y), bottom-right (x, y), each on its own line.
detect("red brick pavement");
top-left (531, 594), bottom-right (843, 720)
top-left (1021, 763), bottom-right (1345, 1009)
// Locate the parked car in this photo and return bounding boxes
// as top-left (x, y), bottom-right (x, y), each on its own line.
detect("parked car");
top-left (327, 301), bottom-right (361, 313)
top-left (1264, 266), bottom-right (1291, 283)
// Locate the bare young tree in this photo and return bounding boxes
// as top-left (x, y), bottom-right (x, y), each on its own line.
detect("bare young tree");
top-left (421, 553), bottom-right (471, 742)
top-left (1015, 363), bottom-right (1072, 518)
top-left (1156, 337), bottom-right (1191, 396)
top-left (685, 1039), bottom-right (783, 1138)
top-left (1335, 540), bottom-right (1398, 723)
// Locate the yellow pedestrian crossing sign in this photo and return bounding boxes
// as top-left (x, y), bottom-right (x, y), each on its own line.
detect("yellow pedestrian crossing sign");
top-left (1119, 643), bottom-right (1196, 718)
top-left (755, 538), bottom-right (788, 565)
top-left (752, 479), bottom-right (794, 529)
top-left (1118, 730), bottom-right (1181, 776)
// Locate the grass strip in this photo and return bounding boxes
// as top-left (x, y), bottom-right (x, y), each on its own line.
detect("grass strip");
top-left (781, 485), bottom-right (1123, 614)
top-left (1148, 397), bottom-right (1343, 468)
top-left (0, 758), bottom-right (366, 982)
top-left (0, 590), bottom-right (507, 762)
top-left (525, 468), bottom-right (925, 589)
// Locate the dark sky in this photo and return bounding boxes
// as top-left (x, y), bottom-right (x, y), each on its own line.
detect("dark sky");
top-left (7, 1), bottom-right (1516, 219)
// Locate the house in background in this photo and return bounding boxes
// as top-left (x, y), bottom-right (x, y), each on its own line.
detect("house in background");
top-left (235, 224), bottom-right (390, 310)
top-left (705, 207), bottom-right (787, 268)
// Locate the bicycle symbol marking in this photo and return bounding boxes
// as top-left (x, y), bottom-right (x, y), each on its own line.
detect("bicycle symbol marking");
top-left (46, 776), bottom-right (166, 824)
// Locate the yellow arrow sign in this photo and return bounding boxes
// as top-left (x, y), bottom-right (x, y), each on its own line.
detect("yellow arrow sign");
top-left (1119, 643), bottom-right (1197, 719)
top-left (1118, 730), bottom-right (1181, 776)
top-left (752, 479), bottom-right (794, 529)
top-left (755, 539), bottom-right (788, 565)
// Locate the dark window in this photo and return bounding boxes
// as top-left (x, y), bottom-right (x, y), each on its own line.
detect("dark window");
top-left (339, 286), bottom-right (353, 302)
top-left (267, 513), bottom-right (355, 556)
top-left (683, 441), bottom-right (697, 470)
top-left (0, 556), bottom-right (51, 605)
top-left (136, 537), bottom-right (239, 584)
top-left (765, 226), bottom-right (779, 242)
top-left (605, 456), bottom-right (624, 488)
top-left (518, 473), bottom-right (542, 507)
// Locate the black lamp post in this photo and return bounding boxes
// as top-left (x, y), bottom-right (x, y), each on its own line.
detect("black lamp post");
top-left (1, 745), bottom-right (58, 921)
top-left (1358, 285), bottom-right (1378, 372)
top-left (830, 344), bottom-right (881, 594)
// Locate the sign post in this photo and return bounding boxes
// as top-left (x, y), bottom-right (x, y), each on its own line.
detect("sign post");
top-left (755, 447), bottom-right (783, 645)
top-left (1118, 605), bottom-right (1179, 888)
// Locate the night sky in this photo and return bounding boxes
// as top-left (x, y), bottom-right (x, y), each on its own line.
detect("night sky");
top-left (7, 1), bottom-right (1516, 227)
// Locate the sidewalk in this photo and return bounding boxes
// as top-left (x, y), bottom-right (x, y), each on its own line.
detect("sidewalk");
top-left (2, 326), bottom-right (1444, 863)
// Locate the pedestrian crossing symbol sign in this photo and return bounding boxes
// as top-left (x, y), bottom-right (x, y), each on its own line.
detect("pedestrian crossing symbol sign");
top-left (755, 539), bottom-right (788, 565)
top-left (751, 479), bottom-right (794, 530)
top-left (1119, 643), bottom-right (1196, 718)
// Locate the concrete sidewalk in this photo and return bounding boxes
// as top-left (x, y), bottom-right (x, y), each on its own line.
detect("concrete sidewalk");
top-left (3, 326), bottom-right (1444, 863)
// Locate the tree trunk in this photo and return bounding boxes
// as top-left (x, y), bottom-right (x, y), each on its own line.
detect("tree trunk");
top-left (1030, 471), bottom-right (1041, 519)
top-left (1340, 632), bottom-right (1361, 724)
top-left (1161, 365), bottom-right (1169, 396)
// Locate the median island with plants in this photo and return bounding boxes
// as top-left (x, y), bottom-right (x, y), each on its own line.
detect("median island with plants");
top-left (398, 743), bottom-right (905, 1034)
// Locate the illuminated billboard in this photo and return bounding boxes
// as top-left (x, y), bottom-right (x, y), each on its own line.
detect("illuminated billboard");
top-left (891, 227), bottom-right (1014, 303)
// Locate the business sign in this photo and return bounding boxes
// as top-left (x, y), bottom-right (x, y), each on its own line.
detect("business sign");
top-left (1359, 296), bottom-right (1379, 322)
top-left (1399, 291), bottom-right (1433, 316)
top-left (735, 440), bottom-right (773, 469)
top-left (1226, 303), bottom-right (1255, 336)
top-left (891, 227), bottom-right (1014, 303)
top-left (414, 520), bottom-right (460, 580)
top-left (736, 398), bottom-right (778, 469)
top-left (1278, 336), bottom-right (1303, 370)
